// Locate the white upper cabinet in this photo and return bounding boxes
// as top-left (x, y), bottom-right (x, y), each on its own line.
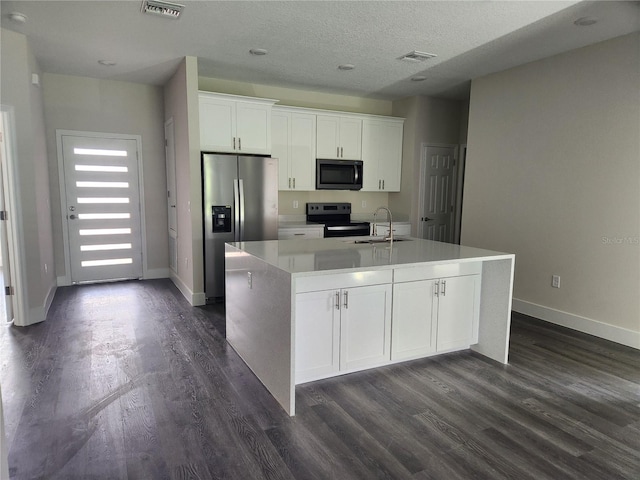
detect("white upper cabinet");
top-left (199, 92), bottom-right (276, 155)
top-left (272, 107), bottom-right (316, 191)
top-left (361, 117), bottom-right (404, 192)
top-left (316, 114), bottom-right (362, 160)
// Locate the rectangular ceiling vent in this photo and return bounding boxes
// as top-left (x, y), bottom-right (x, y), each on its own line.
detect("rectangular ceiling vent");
top-left (398, 50), bottom-right (438, 62)
top-left (141, 0), bottom-right (184, 19)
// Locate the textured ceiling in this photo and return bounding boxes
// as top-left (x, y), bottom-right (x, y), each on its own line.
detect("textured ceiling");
top-left (1, 1), bottom-right (638, 100)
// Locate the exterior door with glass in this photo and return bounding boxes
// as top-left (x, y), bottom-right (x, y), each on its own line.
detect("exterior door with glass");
top-left (60, 134), bottom-right (143, 283)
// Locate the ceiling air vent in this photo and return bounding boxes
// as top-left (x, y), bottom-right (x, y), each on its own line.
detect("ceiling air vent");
top-left (398, 50), bottom-right (437, 62)
top-left (141, 0), bottom-right (184, 19)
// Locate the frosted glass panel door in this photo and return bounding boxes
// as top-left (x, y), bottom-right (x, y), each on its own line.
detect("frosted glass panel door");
top-left (61, 135), bottom-right (143, 283)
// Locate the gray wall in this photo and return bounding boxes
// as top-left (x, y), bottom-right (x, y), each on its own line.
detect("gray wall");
top-left (164, 57), bottom-right (204, 303)
top-left (462, 33), bottom-right (640, 343)
top-left (391, 96), bottom-right (466, 234)
top-left (42, 73), bottom-right (168, 281)
top-left (0, 28), bottom-right (56, 326)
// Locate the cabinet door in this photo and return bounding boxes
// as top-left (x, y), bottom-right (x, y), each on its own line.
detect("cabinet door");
top-left (340, 284), bottom-right (391, 371)
top-left (392, 280), bottom-right (437, 361)
top-left (236, 101), bottom-right (272, 155)
top-left (361, 119), bottom-right (403, 191)
top-left (376, 121), bottom-right (402, 191)
top-left (295, 290), bottom-right (340, 383)
top-left (272, 111), bottom-right (291, 190)
top-left (338, 117), bottom-right (362, 160)
top-left (316, 115), bottom-right (340, 159)
top-left (436, 275), bottom-right (480, 352)
top-left (199, 97), bottom-right (236, 152)
top-left (289, 113), bottom-right (316, 190)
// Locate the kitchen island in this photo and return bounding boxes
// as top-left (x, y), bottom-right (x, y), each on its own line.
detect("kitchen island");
top-left (225, 237), bottom-right (515, 415)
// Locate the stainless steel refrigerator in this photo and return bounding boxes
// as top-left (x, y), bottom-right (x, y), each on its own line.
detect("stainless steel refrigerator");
top-left (202, 153), bottom-right (278, 302)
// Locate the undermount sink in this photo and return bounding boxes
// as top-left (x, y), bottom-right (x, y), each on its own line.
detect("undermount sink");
top-left (351, 238), bottom-right (410, 244)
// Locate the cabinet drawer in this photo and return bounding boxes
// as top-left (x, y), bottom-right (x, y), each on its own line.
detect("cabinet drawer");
top-left (394, 262), bottom-right (482, 283)
top-left (295, 270), bottom-right (392, 293)
top-left (278, 228), bottom-right (324, 239)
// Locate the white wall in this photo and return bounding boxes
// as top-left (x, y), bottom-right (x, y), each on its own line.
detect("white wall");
top-left (42, 73), bottom-right (169, 281)
top-left (462, 33), bottom-right (640, 347)
top-left (0, 28), bottom-right (56, 326)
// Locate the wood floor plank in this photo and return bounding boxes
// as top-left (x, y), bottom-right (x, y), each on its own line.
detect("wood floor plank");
top-left (2, 282), bottom-right (639, 480)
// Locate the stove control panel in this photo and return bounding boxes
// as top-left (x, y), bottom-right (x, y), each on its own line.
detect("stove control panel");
top-left (306, 202), bottom-right (352, 215)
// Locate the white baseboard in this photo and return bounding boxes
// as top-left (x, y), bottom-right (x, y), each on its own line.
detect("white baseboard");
top-left (44, 283), bottom-right (56, 317)
top-left (512, 298), bottom-right (640, 350)
top-left (170, 271), bottom-right (206, 306)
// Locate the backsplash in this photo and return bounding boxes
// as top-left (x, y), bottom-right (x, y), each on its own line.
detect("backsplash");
top-left (278, 191), bottom-right (389, 215)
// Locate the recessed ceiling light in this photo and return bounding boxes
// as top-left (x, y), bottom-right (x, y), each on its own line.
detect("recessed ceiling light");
top-left (574, 16), bottom-right (598, 26)
top-left (9, 12), bottom-right (27, 24)
top-left (338, 64), bottom-right (355, 71)
top-left (411, 76), bottom-right (427, 82)
top-left (249, 48), bottom-right (268, 56)
top-left (98, 60), bottom-right (117, 67)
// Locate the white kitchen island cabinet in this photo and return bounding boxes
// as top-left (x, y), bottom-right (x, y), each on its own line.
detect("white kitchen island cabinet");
top-left (225, 237), bottom-right (515, 416)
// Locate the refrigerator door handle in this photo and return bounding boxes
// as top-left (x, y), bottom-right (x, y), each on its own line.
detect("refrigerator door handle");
top-left (238, 179), bottom-right (246, 241)
top-left (233, 179), bottom-right (241, 242)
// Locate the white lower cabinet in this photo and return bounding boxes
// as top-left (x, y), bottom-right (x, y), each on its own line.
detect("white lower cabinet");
top-left (295, 282), bottom-right (391, 384)
top-left (435, 275), bottom-right (481, 352)
top-left (391, 280), bottom-right (437, 361)
top-left (392, 263), bottom-right (481, 361)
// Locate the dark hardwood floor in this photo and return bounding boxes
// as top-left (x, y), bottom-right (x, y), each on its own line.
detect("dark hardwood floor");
top-left (1, 279), bottom-right (638, 479)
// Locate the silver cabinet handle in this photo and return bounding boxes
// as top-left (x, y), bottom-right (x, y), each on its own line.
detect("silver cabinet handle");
top-left (434, 280), bottom-right (440, 297)
top-left (442, 280), bottom-right (446, 296)
top-left (341, 147), bottom-right (344, 158)
top-left (382, 179), bottom-right (385, 190)
top-left (343, 290), bottom-right (348, 309)
top-left (233, 137), bottom-right (236, 150)
top-left (239, 137), bottom-right (242, 150)
top-left (337, 146), bottom-right (340, 157)
top-left (378, 179), bottom-right (381, 190)
top-left (288, 178), bottom-right (291, 189)
top-left (335, 291), bottom-right (340, 310)
top-left (293, 177), bottom-right (296, 189)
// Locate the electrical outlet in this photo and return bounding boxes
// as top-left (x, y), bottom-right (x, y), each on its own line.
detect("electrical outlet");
top-left (293, 200), bottom-right (299, 209)
top-left (361, 200), bottom-right (367, 208)
top-left (552, 275), bottom-right (560, 288)
top-left (247, 271), bottom-right (253, 289)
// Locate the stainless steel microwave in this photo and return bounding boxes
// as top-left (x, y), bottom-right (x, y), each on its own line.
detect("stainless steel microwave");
top-left (316, 159), bottom-right (363, 190)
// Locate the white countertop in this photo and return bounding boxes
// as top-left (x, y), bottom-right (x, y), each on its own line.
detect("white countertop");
top-left (227, 237), bottom-right (513, 275)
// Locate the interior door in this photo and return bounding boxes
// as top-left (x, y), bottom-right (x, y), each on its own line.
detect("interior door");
top-left (61, 134), bottom-right (143, 283)
top-left (419, 145), bottom-right (456, 242)
top-left (0, 117), bottom-right (13, 322)
top-left (165, 119), bottom-right (178, 273)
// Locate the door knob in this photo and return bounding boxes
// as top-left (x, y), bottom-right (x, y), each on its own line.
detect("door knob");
top-left (423, 217), bottom-right (433, 222)
top-left (69, 214), bottom-right (77, 220)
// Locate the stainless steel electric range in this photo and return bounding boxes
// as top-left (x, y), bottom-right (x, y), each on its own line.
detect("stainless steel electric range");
top-left (306, 202), bottom-right (370, 237)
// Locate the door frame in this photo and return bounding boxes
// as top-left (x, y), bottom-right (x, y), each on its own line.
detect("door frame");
top-left (56, 130), bottom-right (147, 285)
top-left (417, 143), bottom-right (459, 242)
top-left (0, 106), bottom-right (26, 325)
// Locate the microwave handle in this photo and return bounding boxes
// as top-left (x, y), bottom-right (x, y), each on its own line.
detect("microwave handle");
top-left (354, 164), bottom-right (359, 184)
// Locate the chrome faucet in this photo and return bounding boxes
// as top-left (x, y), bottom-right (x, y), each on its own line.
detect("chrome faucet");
top-left (373, 206), bottom-right (393, 242)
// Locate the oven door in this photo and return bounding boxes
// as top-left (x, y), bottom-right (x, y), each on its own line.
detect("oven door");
top-left (316, 159), bottom-right (363, 190)
top-left (324, 223), bottom-right (370, 238)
